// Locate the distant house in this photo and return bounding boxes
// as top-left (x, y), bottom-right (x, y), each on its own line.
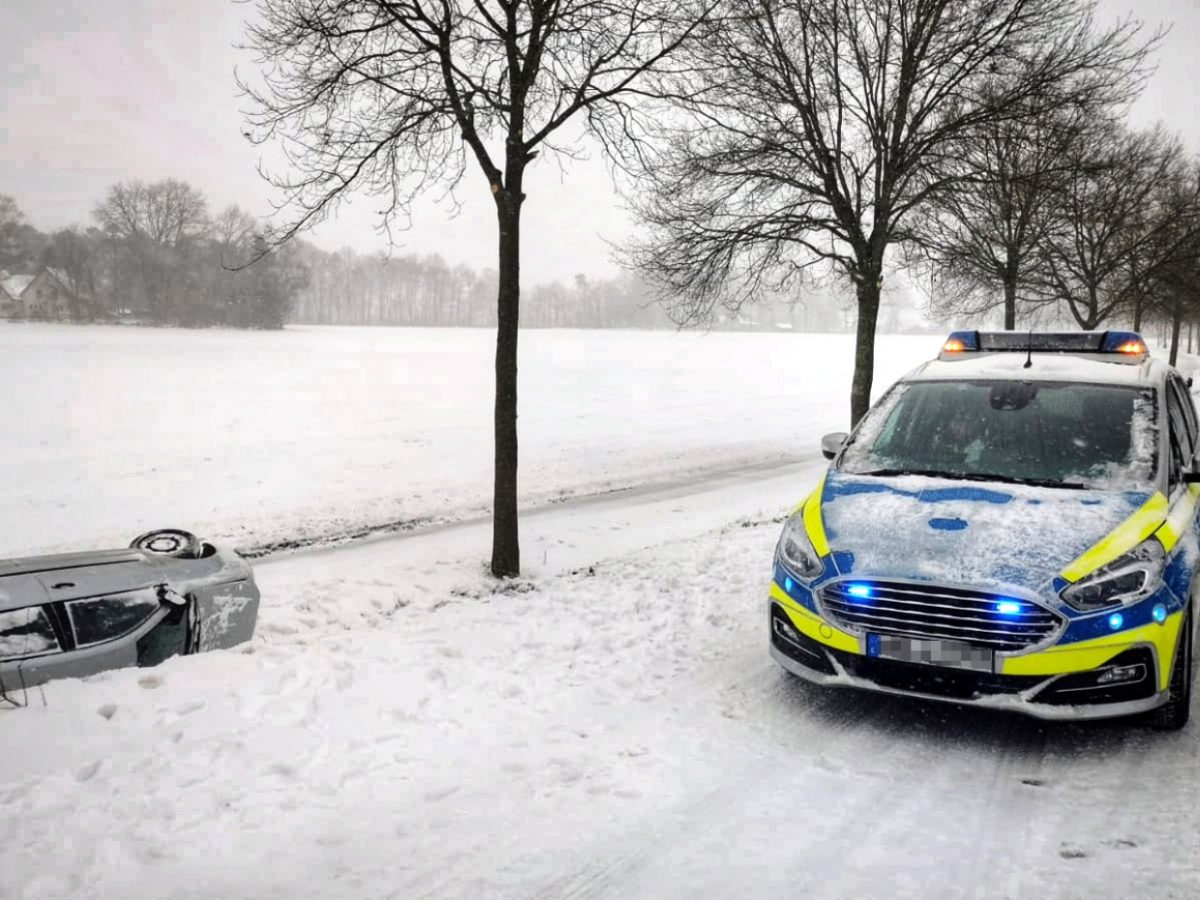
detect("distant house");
top-left (0, 267), bottom-right (86, 320)
top-left (0, 273), bottom-right (34, 318)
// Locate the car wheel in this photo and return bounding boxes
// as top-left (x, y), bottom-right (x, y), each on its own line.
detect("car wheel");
top-left (1150, 611), bottom-right (1193, 731)
top-left (130, 529), bottom-right (202, 560)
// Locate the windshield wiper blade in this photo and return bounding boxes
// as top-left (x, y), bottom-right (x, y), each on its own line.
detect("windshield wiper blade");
top-left (856, 467), bottom-right (968, 480)
top-left (854, 468), bottom-right (1086, 490)
top-left (960, 473), bottom-right (1087, 490)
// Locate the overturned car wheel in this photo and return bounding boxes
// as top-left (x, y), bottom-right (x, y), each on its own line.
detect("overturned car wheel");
top-left (130, 529), bottom-right (202, 560)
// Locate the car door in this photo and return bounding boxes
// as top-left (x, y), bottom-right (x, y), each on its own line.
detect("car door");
top-left (1162, 377), bottom-right (1200, 591)
top-left (1166, 375), bottom-right (1199, 508)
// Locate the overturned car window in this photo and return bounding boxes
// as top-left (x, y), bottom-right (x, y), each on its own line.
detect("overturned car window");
top-left (840, 381), bottom-right (1158, 490)
top-left (67, 590), bottom-right (161, 647)
top-left (0, 608), bottom-right (61, 660)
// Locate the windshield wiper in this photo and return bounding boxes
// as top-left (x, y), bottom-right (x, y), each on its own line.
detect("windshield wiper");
top-left (856, 467), bottom-right (968, 480)
top-left (854, 467), bottom-right (1086, 490)
top-left (962, 473), bottom-right (1086, 490)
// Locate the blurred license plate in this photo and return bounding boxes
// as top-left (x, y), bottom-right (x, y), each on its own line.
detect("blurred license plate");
top-left (870, 634), bottom-right (993, 672)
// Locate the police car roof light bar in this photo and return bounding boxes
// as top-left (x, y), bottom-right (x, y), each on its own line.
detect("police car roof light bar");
top-left (938, 330), bottom-right (1148, 362)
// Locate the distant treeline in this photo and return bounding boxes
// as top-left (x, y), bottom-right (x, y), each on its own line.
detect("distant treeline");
top-left (0, 185), bottom-right (683, 330)
top-left (1, 180), bottom-right (880, 332)
top-left (293, 249), bottom-right (677, 328)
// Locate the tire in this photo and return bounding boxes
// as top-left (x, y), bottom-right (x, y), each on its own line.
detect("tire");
top-left (130, 528), bottom-right (202, 560)
top-left (1150, 611), bottom-right (1193, 731)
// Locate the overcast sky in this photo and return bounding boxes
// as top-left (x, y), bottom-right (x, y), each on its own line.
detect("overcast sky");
top-left (1, 0), bottom-right (1197, 284)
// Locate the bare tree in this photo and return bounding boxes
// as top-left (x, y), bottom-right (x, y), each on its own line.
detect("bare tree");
top-left (94, 179), bottom-right (210, 322)
top-left (911, 103), bottom-right (1096, 330)
top-left (629, 0), bottom-right (1152, 425)
top-left (241, 0), bottom-right (710, 576)
top-left (1129, 159), bottom-right (1200, 364)
top-left (0, 195), bottom-right (25, 268)
top-left (1032, 123), bottom-right (1183, 330)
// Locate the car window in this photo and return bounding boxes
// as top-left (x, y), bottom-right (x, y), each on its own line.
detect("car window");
top-left (1168, 376), bottom-right (1197, 457)
top-left (1167, 426), bottom-right (1185, 490)
top-left (0, 607), bottom-right (61, 659)
top-left (840, 380), bottom-right (1159, 490)
top-left (1165, 379), bottom-right (1193, 477)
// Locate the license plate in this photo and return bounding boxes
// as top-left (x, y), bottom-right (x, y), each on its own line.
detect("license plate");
top-left (868, 634), bottom-right (994, 672)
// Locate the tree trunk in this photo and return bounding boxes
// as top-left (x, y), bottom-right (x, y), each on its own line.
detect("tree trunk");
top-left (491, 192), bottom-right (522, 577)
top-left (850, 275), bottom-right (882, 427)
top-left (1002, 276), bottom-right (1017, 331)
top-left (1170, 308), bottom-right (1182, 368)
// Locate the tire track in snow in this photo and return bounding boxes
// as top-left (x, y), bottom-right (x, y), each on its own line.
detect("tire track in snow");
top-left (247, 455), bottom-right (817, 564)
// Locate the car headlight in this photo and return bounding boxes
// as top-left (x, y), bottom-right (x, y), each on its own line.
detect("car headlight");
top-left (776, 511), bottom-right (824, 580)
top-left (1060, 538), bottom-right (1165, 612)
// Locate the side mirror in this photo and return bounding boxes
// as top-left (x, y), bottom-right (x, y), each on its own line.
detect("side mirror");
top-left (1188, 376), bottom-right (1194, 389)
top-left (821, 431), bottom-right (849, 460)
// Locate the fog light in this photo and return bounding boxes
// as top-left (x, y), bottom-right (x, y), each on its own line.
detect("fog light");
top-left (1108, 612), bottom-right (1124, 631)
top-left (1152, 603), bottom-right (1167, 624)
top-left (774, 617), bottom-right (801, 645)
top-left (1096, 663), bottom-right (1146, 685)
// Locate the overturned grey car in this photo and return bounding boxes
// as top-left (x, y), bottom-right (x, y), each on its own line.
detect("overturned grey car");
top-left (0, 529), bottom-right (259, 697)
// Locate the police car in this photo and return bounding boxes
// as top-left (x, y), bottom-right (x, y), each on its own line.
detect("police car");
top-left (769, 331), bottom-right (1197, 729)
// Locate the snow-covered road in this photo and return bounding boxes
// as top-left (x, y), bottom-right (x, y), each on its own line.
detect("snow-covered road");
top-left (4, 454), bottom-right (1198, 900)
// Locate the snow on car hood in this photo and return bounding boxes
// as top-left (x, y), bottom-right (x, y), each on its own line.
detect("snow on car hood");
top-left (820, 471), bottom-right (1154, 592)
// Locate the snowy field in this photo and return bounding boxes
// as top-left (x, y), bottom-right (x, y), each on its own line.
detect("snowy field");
top-left (3, 323), bottom-right (1198, 899)
top-left (0, 322), bottom-right (936, 558)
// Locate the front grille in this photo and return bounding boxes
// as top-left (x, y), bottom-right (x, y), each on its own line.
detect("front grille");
top-left (819, 580), bottom-right (1062, 653)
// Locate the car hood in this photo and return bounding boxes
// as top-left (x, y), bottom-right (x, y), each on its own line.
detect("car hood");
top-left (820, 471), bottom-right (1156, 592)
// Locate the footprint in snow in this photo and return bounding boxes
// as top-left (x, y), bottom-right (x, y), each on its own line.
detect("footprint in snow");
top-left (1058, 843), bottom-right (1088, 860)
top-left (138, 674), bottom-right (163, 690)
top-left (96, 703), bottom-right (118, 720)
top-left (1101, 838), bottom-right (1139, 850)
top-left (76, 760), bottom-right (102, 782)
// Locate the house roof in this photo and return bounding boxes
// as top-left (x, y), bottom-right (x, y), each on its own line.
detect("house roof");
top-left (44, 267), bottom-right (72, 290)
top-left (1, 274), bottom-right (34, 299)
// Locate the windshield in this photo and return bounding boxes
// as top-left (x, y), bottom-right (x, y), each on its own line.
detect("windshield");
top-left (839, 380), bottom-right (1158, 490)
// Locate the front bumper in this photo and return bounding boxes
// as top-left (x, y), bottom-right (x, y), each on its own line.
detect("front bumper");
top-left (769, 599), bottom-right (1170, 721)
